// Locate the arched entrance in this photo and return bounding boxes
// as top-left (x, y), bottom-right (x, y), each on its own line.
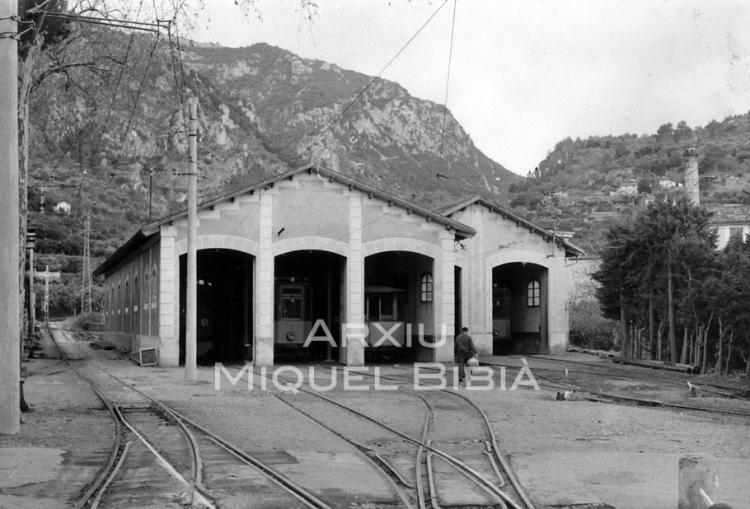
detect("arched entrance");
top-left (492, 262), bottom-right (548, 354)
top-left (274, 250), bottom-right (345, 361)
top-left (364, 251), bottom-right (435, 362)
top-left (179, 249), bottom-right (254, 365)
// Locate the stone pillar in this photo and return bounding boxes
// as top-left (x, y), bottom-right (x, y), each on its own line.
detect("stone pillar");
top-left (679, 455), bottom-right (718, 509)
top-left (432, 229), bottom-right (455, 362)
top-left (158, 226), bottom-right (179, 366)
top-left (254, 189), bottom-right (275, 366)
top-left (341, 192), bottom-right (365, 366)
top-left (467, 209), bottom-right (492, 354)
top-left (547, 254), bottom-right (570, 354)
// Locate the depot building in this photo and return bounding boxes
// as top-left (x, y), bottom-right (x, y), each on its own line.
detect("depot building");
top-left (94, 164), bottom-right (583, 367)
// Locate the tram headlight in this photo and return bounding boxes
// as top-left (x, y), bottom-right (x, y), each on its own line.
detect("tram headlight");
top-left (286, 331), bottom-right (296, 342)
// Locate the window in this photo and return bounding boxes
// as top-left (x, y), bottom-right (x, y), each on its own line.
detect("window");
top-left (420, 272), bottom-right (433, 303)
top-left (729, 226), bottom-right (744, 242)
top-left (279, 285), bottom-right (304, 319)
top-left (366, 293), bottom-right (398, 321)
top-left (527, 280), bottom-right (540, 307)
top-left (151, 266), bottom-right (158, 304)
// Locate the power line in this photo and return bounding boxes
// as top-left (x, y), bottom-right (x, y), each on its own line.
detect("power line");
top-left (439, 0), bottom-right (457, 157)
top-left (90, 0), bottom-right (145, 168)
top-left (303, 0), bottom-right (450, 156)
top-left (167, 23), bottom-right (186, 124)
top-left (36, 10), bottom-right (163, 33)
top-left (113, 27), bottom-right (161, 164)
top-left (174, 24), bottom-right (189, 102)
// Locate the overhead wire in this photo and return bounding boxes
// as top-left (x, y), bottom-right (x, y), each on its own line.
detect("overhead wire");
top-left (167, 24), bottom-right (186, 124)
top-left (91, 0), bottom-right (146, 172)
top-left (36, 10), bottom-right (161, 33)
top-left (439, 0), bottom-right (457, 157)
top-left (303, 0), bottom-right (450, 157)
top-left (113, 25), bottom-right (161, 165)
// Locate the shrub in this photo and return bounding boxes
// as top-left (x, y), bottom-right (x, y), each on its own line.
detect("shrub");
top-left (72, 311), bottom-right (104, 331)
top-left (569, 300), bottom-right (620, 351)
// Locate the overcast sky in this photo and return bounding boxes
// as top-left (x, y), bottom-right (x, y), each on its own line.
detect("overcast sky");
top-left (185, 0), bottom-right (750, 176)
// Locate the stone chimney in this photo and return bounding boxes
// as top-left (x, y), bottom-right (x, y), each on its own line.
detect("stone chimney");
top-left (684, 147), bottom-right (699, 205)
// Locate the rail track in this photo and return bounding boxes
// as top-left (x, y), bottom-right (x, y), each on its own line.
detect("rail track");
top-left (523, 354), bottom-right (749, 398)
top-left (47, 325), bottom-right (333, 509)
top-left (479, 356), bottom-right (750, 419)
top-left (263, 366), bottom-right (535, 509)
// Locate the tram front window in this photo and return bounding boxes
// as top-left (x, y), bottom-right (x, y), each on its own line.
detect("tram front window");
top-left (281, 298), bottom-right (302, 319)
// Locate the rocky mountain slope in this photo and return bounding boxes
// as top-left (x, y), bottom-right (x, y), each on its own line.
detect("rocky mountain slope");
top-left (27, 28), bottom-right (518, 313)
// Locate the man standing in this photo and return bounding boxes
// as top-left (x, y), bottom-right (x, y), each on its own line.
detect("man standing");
top-left (454, 327), bottom-right (476, 384)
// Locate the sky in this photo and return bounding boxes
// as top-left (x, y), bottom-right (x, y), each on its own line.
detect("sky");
top-left (183, 0), bottom-right (750, 176)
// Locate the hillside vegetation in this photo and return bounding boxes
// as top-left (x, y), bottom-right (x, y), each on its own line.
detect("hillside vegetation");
top-left (508, 115), bottom-right (750, 252)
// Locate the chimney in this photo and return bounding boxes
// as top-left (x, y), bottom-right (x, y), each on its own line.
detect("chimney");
top-left (684, 147), bottom-right (699, 205)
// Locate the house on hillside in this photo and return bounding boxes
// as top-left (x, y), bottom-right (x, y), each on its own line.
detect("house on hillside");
top-left (94, 164), bottom-right (584, 367)
top-left (658, 178), bottom-right (681, 190)
top-left (54, 201), bottom-right (71, 215)
top-left (709, 204), bottom-right (750, 249)
top-left (610, 181), bottom-right (638, 197)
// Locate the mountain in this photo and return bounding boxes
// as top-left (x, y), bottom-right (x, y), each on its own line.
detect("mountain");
top-left (507, 114), bottom-right (750, 252)
top-left (26, 28), bottom-right (519, 314)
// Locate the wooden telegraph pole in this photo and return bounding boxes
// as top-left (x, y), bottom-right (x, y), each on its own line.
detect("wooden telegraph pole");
top-left (0, 0), bottom-right (21, 434)
top-left (185, 98), bottom-right (198, 380)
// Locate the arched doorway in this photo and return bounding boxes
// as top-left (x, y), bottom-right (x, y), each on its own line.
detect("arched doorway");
top-left (492, 262), bottom-right (548, 354)
top-left (179, 249), bottom-right (254, 365)
top-left (364, 251), bottom-right (435, 362)
top-left (274, 250), bottom-right (345, 361)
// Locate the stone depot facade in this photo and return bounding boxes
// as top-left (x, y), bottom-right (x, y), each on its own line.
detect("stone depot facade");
top-left (95, 164), bottom-right (583, 367)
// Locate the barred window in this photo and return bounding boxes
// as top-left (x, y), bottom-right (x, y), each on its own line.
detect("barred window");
top-left (527, 279), bottom-right (540, 308)
top-left (420, 272), bottom-right (433, 303)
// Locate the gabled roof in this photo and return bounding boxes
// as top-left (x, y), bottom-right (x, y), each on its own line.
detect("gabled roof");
top-left (439, 195), bottom-right (585, 257)
top-left (707, 204), bottom-right (750, 225)
top-left (95, 164), bottom-right (476, 276)
top-left (93, 229), bottom-right (154, 276)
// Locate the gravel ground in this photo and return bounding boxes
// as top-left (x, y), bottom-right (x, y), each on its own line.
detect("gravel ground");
top-left (2, 335), bottom-right (749, 509)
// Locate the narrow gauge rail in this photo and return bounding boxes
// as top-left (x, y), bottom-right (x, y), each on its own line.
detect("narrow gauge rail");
top-left (480, 358), bottom-right (750, 419)
top-left (47, 326), bottom-right (332, 509)
top-left (385, 366), bottom-right (534, 509)
top-left (521, 354), bottom-right (750, 399)
top-left (270, 392), bottom-right (417, 508)
top-left (261, 367), bottom-right (534, 509)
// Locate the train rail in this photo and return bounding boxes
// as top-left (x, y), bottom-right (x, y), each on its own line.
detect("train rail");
top-left (522, 354), bottom-right (750, 398)
top-left (386, 366), bottom-right (534, 509)
top-left (262, 367), bottom-right (534, 509)
top-left (480, 357), bottom-right (750, 419)
top-left (46, 325), bottom-right (332, 509)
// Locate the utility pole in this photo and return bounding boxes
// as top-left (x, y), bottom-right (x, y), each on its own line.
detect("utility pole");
top-left (185, 98), bottom-right (198, 380)
top-left (37, 266), bottom-right (61, 320)
top-left (80, 212), bottom-right (92, 314)
top-left (26, 228), bottom-right (36, 343)
top-left (148, 167), bottom-right (154, 221)
top-left (0, 0), bottom-right (21, 434)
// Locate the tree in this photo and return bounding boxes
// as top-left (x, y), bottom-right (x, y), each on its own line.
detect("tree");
top-left (594, 199), bottom-right (716, 362)
top-left (656, 122), bottom-right (674, 141)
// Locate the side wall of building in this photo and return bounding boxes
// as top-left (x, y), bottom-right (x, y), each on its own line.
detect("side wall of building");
top-left (102, 237), bottom-right (161, 355)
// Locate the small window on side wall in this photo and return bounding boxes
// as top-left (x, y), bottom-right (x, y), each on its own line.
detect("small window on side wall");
top-left (420, 272), bottom-right (433, 303)
top-left (527, 279), bottom-right (540, 307)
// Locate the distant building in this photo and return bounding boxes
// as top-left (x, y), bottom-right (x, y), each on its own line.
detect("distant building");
top-left (54, 201), bottom-right (71, 215)
top-left (610, 182), bottom-right (638, 197)
top-left (658, 179), bottom-right (679, 190)
top-left (708, 204), bottom-right (750, 249)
